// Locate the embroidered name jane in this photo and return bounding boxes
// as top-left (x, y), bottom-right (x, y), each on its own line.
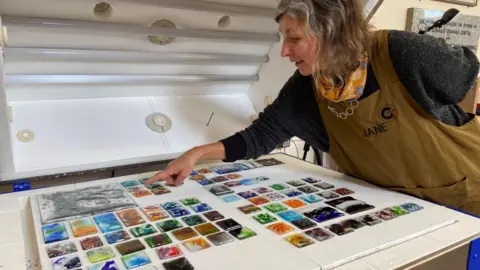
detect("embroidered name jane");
top-left (362, 104), bottom-right (397, 138)
top-left (363, 123), bottom-right (388, 138)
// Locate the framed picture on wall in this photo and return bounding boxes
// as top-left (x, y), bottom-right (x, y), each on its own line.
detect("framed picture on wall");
top-left (434, 0), bottom-right (478, 7)
top-left (405, 7), bottom-right (480, 52)
top-left (362, 0), bottom-right (384, 22)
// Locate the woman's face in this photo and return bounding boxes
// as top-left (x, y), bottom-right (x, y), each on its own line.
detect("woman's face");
top-left (279, 15), bottom-right (318, 76)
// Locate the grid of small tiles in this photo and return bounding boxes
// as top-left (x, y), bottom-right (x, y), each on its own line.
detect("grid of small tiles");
top-left (42, 197), bottom-right (257, 270)
top-left (219, 177), bottom-right (424, 248)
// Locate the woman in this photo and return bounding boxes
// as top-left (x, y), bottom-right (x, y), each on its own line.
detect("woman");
top-left (146, 0), bottom-right (480, 215)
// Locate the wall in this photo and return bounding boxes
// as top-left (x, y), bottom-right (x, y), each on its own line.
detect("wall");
top-left (248, 38), bottom-right (296, 113)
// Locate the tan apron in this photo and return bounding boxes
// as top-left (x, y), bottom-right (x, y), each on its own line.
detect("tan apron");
top-left (316, 30), bottom-right (480, 216)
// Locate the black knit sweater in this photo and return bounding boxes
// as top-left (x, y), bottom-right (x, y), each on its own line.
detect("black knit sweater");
top-left (220, 30), bottom-right (480, 161)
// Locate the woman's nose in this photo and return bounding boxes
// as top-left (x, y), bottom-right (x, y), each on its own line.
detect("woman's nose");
top-left (281, 42), bottom-right (291, 58)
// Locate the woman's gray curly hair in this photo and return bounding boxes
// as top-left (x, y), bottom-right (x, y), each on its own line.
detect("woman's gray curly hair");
top-left (275, 0), bottom-right (374, 89)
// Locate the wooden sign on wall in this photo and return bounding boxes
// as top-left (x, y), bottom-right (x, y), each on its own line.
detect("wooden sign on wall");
top-left (406, 7), bottom-right (480, 51)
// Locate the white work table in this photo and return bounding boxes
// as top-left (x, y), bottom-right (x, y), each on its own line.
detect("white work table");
top-left (1, 153), bottom-right (479, 270)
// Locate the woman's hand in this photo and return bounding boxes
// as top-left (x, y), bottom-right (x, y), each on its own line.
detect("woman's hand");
top-left (145, 142), bottom-right (226, 187)
top-left (145, 149), bottom-right (200, 186)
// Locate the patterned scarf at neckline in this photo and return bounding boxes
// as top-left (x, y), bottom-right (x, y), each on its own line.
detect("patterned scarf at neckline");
top-left (316, 57), bottom-right (368, 102)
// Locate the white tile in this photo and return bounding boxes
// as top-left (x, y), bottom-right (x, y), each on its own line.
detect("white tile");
top-left (362, 236), bottom-right (443, 269)
top-left (0, 197), bottom-right (20, 212)
top-left (331, 260), bottom-right (378, 270)
top-left (0, 210), bottom-right (23, 245)
top-left (0, 243), bottom-right (26, 270)
top-left (426, 213), bottom-right (480, 246)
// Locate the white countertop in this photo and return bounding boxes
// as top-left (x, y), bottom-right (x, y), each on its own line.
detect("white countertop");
top-left (1, 153), bottom-right (479, 270)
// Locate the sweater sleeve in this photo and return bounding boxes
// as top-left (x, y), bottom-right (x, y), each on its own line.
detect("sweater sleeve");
top-left (220, 73), bottom-right (299, 162)
top-left (388, 30), bottom-right (479, 107)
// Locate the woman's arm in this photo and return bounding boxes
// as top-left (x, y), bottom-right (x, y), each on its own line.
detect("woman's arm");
top-left (191, 142), bottom-right (227, 161)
